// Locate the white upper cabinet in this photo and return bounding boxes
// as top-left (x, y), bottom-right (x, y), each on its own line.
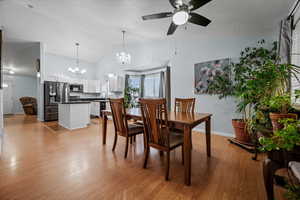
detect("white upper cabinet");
top-left (83, 80), bottom-right (89, 93)
top-left (44, 75), bottom-right (102, 93)
top-left (109, 76), bottom-right (124, 92)
top-left (83, 80), bottom-right (101, 93)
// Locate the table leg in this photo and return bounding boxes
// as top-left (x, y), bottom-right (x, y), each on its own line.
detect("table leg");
top-left (205, 117), bottom-right (211, 157)
top-left (263, 158), bottom-right (281, 200)
top-left (184, 125), bottom-right (192, 186)
top-left (102, 115), bottom-right (108, 145)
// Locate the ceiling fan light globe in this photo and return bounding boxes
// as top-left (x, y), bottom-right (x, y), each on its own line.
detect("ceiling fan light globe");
top-left (172, 10), bottom-right (189, 25)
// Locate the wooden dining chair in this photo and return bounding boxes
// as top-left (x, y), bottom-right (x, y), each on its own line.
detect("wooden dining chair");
top-left (109, 98), bottom-right (144, 158)
top-left (174, 98), bottom-right (196, 113)
top-left (172, 98), bottom-right (196, 134)
top-left (140, 98), bottom-right (184, 181)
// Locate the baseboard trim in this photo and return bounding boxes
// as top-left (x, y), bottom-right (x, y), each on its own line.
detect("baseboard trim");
top-left (194, 127), bottom-right (233, 137)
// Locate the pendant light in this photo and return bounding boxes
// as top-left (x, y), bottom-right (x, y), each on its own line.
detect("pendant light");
top-left (116, 30), bottom-right (131, 65)
top-left (68, 43), bottom-right (87, 74)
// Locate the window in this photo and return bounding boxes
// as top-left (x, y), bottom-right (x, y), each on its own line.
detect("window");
top-left (124, 67), bottom-right (170, 109)
top-left (128, 75), bottom-right (141, 89)
top-left (144, 73), bottom-right (160, 98)
top-left (292, 13), bottom-right (300, 104)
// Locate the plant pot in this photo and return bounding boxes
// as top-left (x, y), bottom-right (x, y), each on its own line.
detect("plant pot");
top-left (269, 113), bottom-right (298, 131)
top-left (232, 119), bottom-right (251, 144)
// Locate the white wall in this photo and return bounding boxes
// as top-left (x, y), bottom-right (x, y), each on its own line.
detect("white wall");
top-left (3, 75), bottom-right (37, 114)
top-left (96, 34), bottom-right (278, 136)
top-left (44, 53), bottom-right (98, 80)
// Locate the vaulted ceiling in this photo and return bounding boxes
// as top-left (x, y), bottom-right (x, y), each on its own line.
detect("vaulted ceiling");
top-left (0, 0), bottom-right (295, 63)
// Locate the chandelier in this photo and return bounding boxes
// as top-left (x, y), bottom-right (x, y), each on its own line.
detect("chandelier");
top-left (116, 30), bottom-right (131, 65)
top-left (68, 43), bottom-right (87, 74)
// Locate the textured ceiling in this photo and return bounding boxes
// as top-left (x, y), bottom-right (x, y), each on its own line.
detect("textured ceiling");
top-left (0, 0), bottom-right (295, 63)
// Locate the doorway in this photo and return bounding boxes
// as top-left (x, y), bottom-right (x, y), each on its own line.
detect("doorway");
top-left (2, 80), bottom-right (13, 115)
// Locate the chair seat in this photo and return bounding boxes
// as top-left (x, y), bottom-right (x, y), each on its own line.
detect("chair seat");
top-left (133, 121), bottom-right (144, 126)
top-left (128, 123), bottom-right (144, 135)
top-left (169, 132), bottom-right (184, 148)
top-left (170, 127), bottom-right (183, 134)
top-left (23, 103), bottom-right (33, 107)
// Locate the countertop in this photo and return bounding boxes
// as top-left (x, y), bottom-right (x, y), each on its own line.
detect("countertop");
top-left (69, 98), bottom-right (109, 102)
top-left (59, 101), bottom-right (91, 104)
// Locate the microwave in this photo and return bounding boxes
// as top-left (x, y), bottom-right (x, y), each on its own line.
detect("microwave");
top-left (70, 84), bottom-right (83, 93)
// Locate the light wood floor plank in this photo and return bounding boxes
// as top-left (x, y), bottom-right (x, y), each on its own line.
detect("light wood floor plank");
top-left (0, 115), bottom-right (284, 200)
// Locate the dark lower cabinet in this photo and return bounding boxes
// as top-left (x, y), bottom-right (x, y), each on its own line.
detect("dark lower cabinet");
top-left (44, 105), bottom-right (58, 121)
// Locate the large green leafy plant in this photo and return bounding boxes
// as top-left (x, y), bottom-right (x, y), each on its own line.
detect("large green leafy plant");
top-left (212, 40), bottom-right (300, 141)
top-left (213, 40), bottom-right (278, 121)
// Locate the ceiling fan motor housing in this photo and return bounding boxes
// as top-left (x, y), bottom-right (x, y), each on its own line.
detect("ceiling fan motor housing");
top-left (173, 5), bottom-right (190, 25)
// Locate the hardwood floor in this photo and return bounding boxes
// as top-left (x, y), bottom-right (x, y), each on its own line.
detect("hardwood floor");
top-left (0, 115), bottom-right (284, 200)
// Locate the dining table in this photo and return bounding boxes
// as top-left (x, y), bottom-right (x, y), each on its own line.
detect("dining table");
top-left (101, 108), bottom-right (212, 186)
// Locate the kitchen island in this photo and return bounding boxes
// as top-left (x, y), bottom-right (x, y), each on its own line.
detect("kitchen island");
top-left (58, 102), bottom-right (91, 130)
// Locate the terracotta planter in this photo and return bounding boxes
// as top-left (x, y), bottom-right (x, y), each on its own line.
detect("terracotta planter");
top-left (269, 113), bottom-right (298, 131)
top-left (232, 119), bottom-right (251, 144)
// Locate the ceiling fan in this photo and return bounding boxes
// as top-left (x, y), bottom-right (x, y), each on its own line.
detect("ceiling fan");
top-left (142, 0), bottom-right (212, 35)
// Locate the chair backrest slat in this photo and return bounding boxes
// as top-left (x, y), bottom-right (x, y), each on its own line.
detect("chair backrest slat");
top-left (174, 98), bottom-right (195, 113)
top-left (109, 98), bottom-right (128, 136)
top-left (140, 98), bottom-right (169, 147)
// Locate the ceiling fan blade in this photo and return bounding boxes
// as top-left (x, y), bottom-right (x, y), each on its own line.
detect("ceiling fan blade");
top-left (188, 13), bottom-right (211, 26)
top-left (142, 12), bottom-right (173, 20)
top-left (189, 0), bottom-right (212, 11)
top-left (167, 22), bottom-right (178, 35)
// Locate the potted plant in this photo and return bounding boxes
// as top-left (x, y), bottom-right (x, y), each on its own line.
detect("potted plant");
top-left (285, 184), bottom-right (300, 200)
top-left (259, 118), bottom-right (300, 152)
top-left (259, 118), bottom-right (300, 199)
top-left (211, 40), bottom-right (300, 144)
top-left (124, 86), bottom-right (140, 108)
top-left (211, 40), bottom-right (279, 143)
top-left (266, 94), bottom-right (298, 131)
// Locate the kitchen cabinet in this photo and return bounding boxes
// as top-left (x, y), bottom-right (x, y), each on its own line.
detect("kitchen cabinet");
top-left (83, 80), bottom-right (89, 93)
top-left (82, 80), bottom-right (100, 93)
top-left (90, 101), bottom-right (100, 117)
top-left (109, 76), bottom-right (124, 92)
top-left (44, 75), bottom-right (102, 93)
top-left (58, 102), bottom-right (90, 130)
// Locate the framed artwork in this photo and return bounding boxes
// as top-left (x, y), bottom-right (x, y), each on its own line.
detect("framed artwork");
top-left (194, 58), bottom-right (231, 95)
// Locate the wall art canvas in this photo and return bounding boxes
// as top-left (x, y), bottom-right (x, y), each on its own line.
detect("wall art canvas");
top-left (194, 58), bottom-right (231, 95)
